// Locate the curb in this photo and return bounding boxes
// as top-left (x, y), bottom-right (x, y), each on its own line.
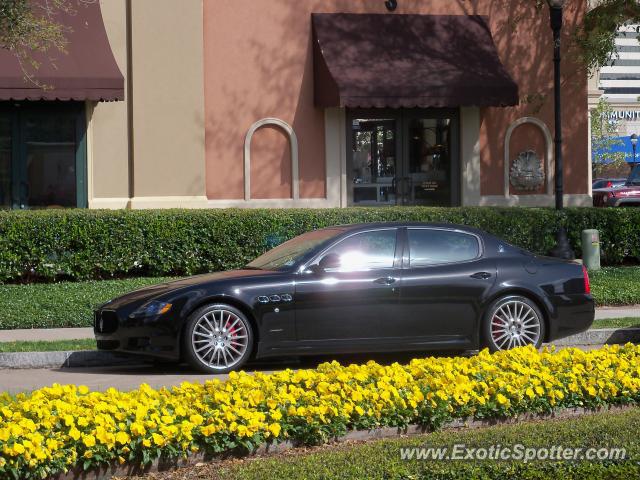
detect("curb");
top-left (1, 328), bottom-right (640, 369)
top-left (47, 404), bottom-right (634, 480)
top-left (0, 351), bottom-right (150, 369)
top-left (548, 327), bottom-right (640, 346)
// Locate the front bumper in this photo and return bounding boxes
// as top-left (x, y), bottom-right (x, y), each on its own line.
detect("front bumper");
top-left (94, 307), bottom-right (182, 361)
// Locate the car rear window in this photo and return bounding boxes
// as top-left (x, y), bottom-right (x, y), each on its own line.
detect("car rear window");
top-left (408, 229), bottom-right (480, 267)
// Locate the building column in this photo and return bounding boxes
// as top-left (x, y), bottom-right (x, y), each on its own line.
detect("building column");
top-left (460, 107), bottom-right (481, 206)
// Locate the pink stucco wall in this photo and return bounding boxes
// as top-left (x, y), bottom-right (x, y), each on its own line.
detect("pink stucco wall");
top-left (203, 0), bottom-right (587, 200)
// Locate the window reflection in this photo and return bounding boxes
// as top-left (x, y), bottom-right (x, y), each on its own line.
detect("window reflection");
top-left (348, 112), bottom-right (455, 207)
top-left (407, 118), bottom-right (451, 206)
top-left (324, 230), bottom-right (397, 271)
top-left (24, 113), bottom-right (77, 208)
top-left (408, 229), bottom-right (479, 266)
top-left (351, 119), bottom-right (397, 205)
top-left (0, 104), bottom-right (83, 209)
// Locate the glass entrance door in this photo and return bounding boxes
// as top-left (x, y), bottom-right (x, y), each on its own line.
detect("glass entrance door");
top-left (348, 109), bottom-right (459, 206)
top-left (350, 118), bottom-right (399, 205)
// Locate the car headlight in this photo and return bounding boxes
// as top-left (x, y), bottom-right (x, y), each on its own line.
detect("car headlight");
top-left (132, 301), bottom-right (172, 318)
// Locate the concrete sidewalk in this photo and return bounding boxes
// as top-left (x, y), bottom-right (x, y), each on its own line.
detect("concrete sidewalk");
top-left (0, 305), bottom-right (638, 343)
top-left (593, 305), bottom-right (640, 319)
top-left (0, 327), bottom-right (94, 342)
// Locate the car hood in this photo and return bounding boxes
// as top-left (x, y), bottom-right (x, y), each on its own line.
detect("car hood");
top-left (100, 269), bottom-right (282, 309)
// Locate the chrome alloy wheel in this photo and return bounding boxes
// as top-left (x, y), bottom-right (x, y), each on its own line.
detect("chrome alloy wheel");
top-left (490, 300), bottom-right (541, 350)
top-left (191, 309), bottom-right (249, 370)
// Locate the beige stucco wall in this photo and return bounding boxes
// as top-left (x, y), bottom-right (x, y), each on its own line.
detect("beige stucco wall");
top-left (89, 0), bottom-right (129, 207)
top-left (90, 0), bottom-right (207, 209)
top-left (128, 0), bottom-right (206, 207)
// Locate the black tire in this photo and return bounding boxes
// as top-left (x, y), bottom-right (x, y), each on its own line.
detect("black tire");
top-left (182, 303), bottom-right (254, 374)
top-left (482, 295), bottom-right (545, 352)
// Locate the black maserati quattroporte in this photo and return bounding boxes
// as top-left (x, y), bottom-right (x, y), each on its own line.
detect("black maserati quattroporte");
top-left (95, 223), bottom-right (594, 373)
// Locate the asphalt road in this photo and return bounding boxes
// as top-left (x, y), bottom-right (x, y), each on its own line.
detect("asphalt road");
top-left (0, 347), bottom-right (600, 394)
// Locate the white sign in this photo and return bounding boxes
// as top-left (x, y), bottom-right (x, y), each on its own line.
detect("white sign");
top-left (606, 110), bottom-right (640, 121)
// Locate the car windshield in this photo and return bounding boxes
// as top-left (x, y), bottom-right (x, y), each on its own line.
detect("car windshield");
top-left (627, 165), bottom-right (640, 185)
top-left (246, 229), bottom-right (343, 270)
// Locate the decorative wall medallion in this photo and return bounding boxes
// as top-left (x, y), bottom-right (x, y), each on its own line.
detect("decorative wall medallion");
top-left (510, 150), bottom-right (545, 191)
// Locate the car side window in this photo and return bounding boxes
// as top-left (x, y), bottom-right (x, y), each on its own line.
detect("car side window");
top-left (320, 229), bottom-right (397, 271)
top-left (408, 229), bottom-right (480, 267)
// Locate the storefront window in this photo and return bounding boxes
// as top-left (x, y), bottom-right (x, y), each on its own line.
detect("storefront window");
top-left (0, 102), bottom-right (86, 209)
top-left (407, 118), bottom-right (452, 206)
top-left (349, 109), bottom-right (459, 207)
top-left (351, 119), bottom-right (397, 205)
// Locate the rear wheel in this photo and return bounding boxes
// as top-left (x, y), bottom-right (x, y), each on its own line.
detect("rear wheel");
top-left (183, 304), bottom-right (253, 374)
top-left (483, 295), bottom-right (544, 352)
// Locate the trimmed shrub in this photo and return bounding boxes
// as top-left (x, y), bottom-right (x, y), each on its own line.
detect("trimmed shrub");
top-left (0, 207), bottom-right (638, 283)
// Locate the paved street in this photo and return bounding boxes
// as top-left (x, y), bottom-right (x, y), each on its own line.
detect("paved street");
top-left (0, 347), bottom-right (601, 394)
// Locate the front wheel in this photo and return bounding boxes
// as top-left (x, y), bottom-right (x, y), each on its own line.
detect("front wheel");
top-left (183, 304), bottom-right (253, 374)
top-left (483, 295), bottom-right (545, 352)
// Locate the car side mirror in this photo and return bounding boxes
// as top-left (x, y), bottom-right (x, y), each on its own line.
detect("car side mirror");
top-left (314, 252), bottom-right (341, 272)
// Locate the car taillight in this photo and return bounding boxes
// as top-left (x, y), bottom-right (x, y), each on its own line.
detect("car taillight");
top-left (582, 264), bottom-right (591, 294)
top-left (606, 181), bottom-right (612, 188)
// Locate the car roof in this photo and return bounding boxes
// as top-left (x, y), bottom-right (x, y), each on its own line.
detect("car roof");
top-left (327, 221), bottom-right (486, 236)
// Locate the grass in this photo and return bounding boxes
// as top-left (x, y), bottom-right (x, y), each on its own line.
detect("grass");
top-left (0, 266), bottom-right (636, 331)
top-left (590, 267), bottom-right (640, 306)
top-left (121, 407), bottom-right (640, 480)
top-left (0, 277), bottom-right (174, 330)
top-left (593, 317), bottom-right (640, 329)
top-left (0, 338), bottom-right (96, 352)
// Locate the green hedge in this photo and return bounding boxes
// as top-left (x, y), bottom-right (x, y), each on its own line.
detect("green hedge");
top-left (0, 277), bottom-right (172, 329)
top-left (0, 207), bottom-right (638, 282)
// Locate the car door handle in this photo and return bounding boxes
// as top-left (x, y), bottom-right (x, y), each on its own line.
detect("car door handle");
top-left (374, 276), bottom-right (397, 285)
top-left (470, 272), bottom-right (492, 280)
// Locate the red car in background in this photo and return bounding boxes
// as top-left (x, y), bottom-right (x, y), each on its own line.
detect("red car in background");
top-left (593, 165), bottom-right (640, 207)
top-left (592, 178), bottom-right (627, 190)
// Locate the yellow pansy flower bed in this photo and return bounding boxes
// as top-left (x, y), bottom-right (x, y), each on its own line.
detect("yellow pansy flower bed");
top-left (2, 344), bottom-right (640, 479)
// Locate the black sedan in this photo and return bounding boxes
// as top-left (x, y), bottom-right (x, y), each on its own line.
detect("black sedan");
top-left (94, 223), bottom-right (594, 373)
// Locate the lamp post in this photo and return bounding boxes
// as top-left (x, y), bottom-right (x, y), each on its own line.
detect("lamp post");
top-left (547, 0), bottom-right (575, 259)
top-left (631, 133), bottom-right (638, 171)
top-left (549, 0), bottom-right (564, 210)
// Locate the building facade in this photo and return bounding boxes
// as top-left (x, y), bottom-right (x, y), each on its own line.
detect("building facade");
top-left (589, 24), bottom-right (640, 172)
top-left (0, 0), bottom-right (590, 210)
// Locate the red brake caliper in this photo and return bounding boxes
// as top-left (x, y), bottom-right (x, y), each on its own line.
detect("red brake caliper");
top-left (228, 323), bottom-right (237, 341)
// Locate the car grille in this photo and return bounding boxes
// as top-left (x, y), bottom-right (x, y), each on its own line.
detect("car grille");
top-left (94, 310), bottom-right (119, 334)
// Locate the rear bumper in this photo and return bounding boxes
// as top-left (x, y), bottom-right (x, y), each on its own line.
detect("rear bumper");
top-left (546, 294), bottom-right (595, 342)
top-left (94, 308), bottom-right (182, 361)
top-left (594, 195), bottom-right (640, 207)
top-left (611, 197), bottom-right (640, 206)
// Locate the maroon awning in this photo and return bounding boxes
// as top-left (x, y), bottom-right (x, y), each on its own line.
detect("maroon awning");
top-left (312, 14), bottom-right (518, 108)
top-left (0, 1), bottom-right (124, 101)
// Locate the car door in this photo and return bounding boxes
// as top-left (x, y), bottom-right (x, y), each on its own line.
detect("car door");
top-left (294, 228), bottom-right (402, 347)
top-left (398, 227), bottom-right (496, 346)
